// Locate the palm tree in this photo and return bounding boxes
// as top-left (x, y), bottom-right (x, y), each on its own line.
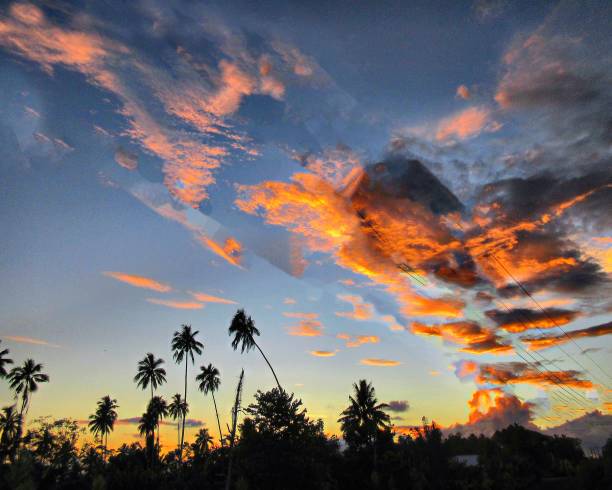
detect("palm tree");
top-left (168, 394), bottom-right (188, 453)
top-left (134, 353), bottom-right (167, 401)
top-left (0, 341), bottom-right (13, 378)
top-left (228, 309), bottom-right (282, 391)
top-left (192, 427), bottom-right (213, 457)
top-left (7, 359), bottom-right (49, 417)
top-left (0, 405), bottom-right (21, 462)
top-left (147, 395), bottom-right (168, 452)
top-left (138, 409), bottom-right (157, 465)
top-left (171, 324), bottom-right (203, 463)
top-left (88, 395), bottom-right (119, 462)
top-left (196, 363), bottom-right (224, 446)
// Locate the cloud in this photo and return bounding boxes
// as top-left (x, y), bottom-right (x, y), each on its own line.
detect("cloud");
top-left (455, 84), bottom-right (471, 100)
top-left (287, 319), bottom-right (323, 337)
top-left (521, 321), bottom-right (612, 351)
top-left (335, 294), bottom-right (374, 321)
top-left (360, 358), bottom-right (401, 367)
top-left (336, 333), bottom-right (380, 348)
top-left (429, 370), bottom-right (441, 376)
top-left (544, 411), bottom-right (612, 451)
top-left (454, 360), bottom-right (479, 380)
top-left (198, 236), bottom-right (243, 268)
top-left (114, 147), bottom-right (138, 170)
top-left (283, 297), bottom-right (296, 304)
top-left (189, 291), bottom-right (237, 304)
top-left (476, 362), bottom-right (593, 389)
top-left (146, 298), bottom-right (204, 310)
top-left (435, 106), bottom-right (499, 141)
top-left (102, 271), bottom-right (172, 292)
top-left (485, 307), bottom-right (581, 333)
top-left (412, 320), bottom-right (513, 355)
top-left (386, 400), bottom-right (410, 413)
top-left (3, 335), bottom-right (61, 348)
top-left (309, 350), bottom-right (338, 357)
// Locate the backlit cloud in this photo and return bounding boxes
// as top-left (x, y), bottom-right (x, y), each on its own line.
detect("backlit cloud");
top-left (102, 271), bottom-right (172, 292)
top-left (412, 321), bottom-right (512, 355)
top-left (476, 362), bottom-right (593, 389)
top-left (485, 307), bottom-right (580, 333)
top-left (435, 106), bottom-right (499, 141)
top-left (521, 321), bottom-right (612, 351)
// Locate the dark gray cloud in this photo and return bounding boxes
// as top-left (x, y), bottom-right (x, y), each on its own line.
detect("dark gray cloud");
top-left (386, 400), bottom-right (409, 413)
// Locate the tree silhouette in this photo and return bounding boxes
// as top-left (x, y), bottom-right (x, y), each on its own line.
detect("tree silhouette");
top-left (138, 408), bottom-right (157, 465)
top-left (0, 405), bottom-right (21, 462)
top-left (168, 393), bottom-right (188, 453)
top-left (88, 395), bottom-right (119, 462)
top-left (148, 395), bottom-right (168, 452)
top-left (171, 324), bottom-right (203, 463)
top-left (0, 341), bottom-right (13, 378)
top-left (7, 359), bottom-right (49, 418)
top-left (134, 353), bottom-right (167, 401)
top-left (228, 309), bottom-right (282, 391)
top-left (192, 427), bottom-right (213, 457)
top-left (196, 363), bottom-right (224, 446)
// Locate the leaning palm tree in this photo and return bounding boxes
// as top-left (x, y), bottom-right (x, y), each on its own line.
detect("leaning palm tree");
top-left (168, 394), bottom-right (188, 453)
top-left (138, 408), bottom-right (157, 466)
top-left (0, 405), bottom-right (21, 462)
top-left (0, 341), bottom-right (13, 378)
top-left (147, 395), bottom-right (168, 452)
top-left (228, 309), bottom-right (281, 391)
top-left (196, 363), bottom-right (224, 446)
top-left (171, 324), bottom-right (203, 462)
top-left (88, 395), bottom-right (119, 462)
top-left (7, 359), bottom-right (49, 417)
top-left (134, 353), bottom-right (167, 401)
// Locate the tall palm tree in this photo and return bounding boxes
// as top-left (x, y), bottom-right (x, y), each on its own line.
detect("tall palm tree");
top-left (196, 363), bottom-right (224, 446)
top-left (138, 408), bottom-right (157, 465)
top-left (171, 324), bottom-right (203, 462)
top-left (228, 309), bottom-right (282, 391)
top-left (147, 395), bottom-right (168, 452)
top-left (7, 359), bottom-right (49, 417)
top-left (0, 405), bottom-right (21, 462)
top-left (88, 395), bottom-right (119, 462)
top-left (0, 341), bottom-right (13, 378)
top-left (134, 353), bottom-right (167, 401)
top-left (338, 380), bottom-right (390, 446)
top-left (168, 394), bottom-right (188, 452)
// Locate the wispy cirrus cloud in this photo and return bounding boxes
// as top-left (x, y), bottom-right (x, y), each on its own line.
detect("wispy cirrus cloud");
top-left (146, 298), bottom-right (204, 310)
top-left (3, 335), bottom-right (61, 348)
top-left (189, 291), bottom-right (237, 304)
top-left (102, 271), bottom-right (172, 292)
top-left (360, 358), bottom-right (401, 367)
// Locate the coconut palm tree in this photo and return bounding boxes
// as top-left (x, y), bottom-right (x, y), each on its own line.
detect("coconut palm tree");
top-left (168, 394), bottom-right (188, 453)
top-left (192, 427), bottom-right (213, 457)
top-left (171, 324), bottom-right (203, 462)
top-left (88, 395), bottom-right (119, 462)
top-left (0, 405), bottom-right (21, 462)
top-left (138, 408), bottom-right (157, 465)
top-left (228, 309), bottom-right (282, 391)
top-left (134, 353), bottom-right (167, 401)
top-left (7, 359), bottom-right (49, 417)
top-left (0, 341), bottom-right (13, 378)
top-left (196, 363), bottom-right (224, 446)
top-left (147, 395), bottom-right (168, 452)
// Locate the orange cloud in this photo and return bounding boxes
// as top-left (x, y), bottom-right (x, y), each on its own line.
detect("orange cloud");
top-left (429, 370), bottom-right (441, 376)
top-left (198, 236), bottom-right (243, 268)
top-left (467, 388), bottom-right (534, 426)
top-left (309, 350), bottom-right (338, 358)
top-left (102, 271), bottom-right (172, 292)
top-left (335, 294), bottom-right (374, 321)
top-left (521, 321), bottom-right (612, 350)
top-left (146, 298), bottom-right (204, 310)
top-left (412, 321), bottom-right (513, 355)
top-left (455, 360), bottom-right (479, 379)
top-left (336, 333), bottom-right (380, 348)
top-left (485, 308), bottom-right (580, 333)
top-left (360, 358), bottom-right (401, 367)
top-left (4, 335), bottom-right (60, 348)
top-left (287, 320), bottom-right (323, 337)
top-left (435, 106), bottom-right (498, 141)
top-left (188, 292), bottom-right (237, 304)
top-left (456, 84), bottom-right (471, 100)
top-left (476, 362), bottom-right (593, 389)
top-left (284, 297), bottom-right (297, 304)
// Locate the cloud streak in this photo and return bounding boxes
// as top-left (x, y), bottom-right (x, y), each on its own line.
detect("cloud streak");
top-left (102, 271), bottom-right (172, 292)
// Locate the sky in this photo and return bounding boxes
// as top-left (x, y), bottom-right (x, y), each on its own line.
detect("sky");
top-left (0, 0), bottom-right (611, 450)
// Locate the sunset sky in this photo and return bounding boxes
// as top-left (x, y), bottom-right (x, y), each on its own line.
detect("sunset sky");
top-left (0, 0), bottom-right (611, 449)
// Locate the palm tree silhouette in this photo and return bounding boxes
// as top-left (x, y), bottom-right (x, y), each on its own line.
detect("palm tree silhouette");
top-left (228, 309), bottom-right (282, 391)
top-left (0, 405), bottom-right (21, 462)
top-left (0, 341), bottom-right (13, 378)
top-left (196, 363), bottom-right (224, 446)
top-left (138, 408), bottom-right (157, 465)
top-left (148, 395), bottom-right (168, 452)
top-left (134, 353), bottom-right (167, 401)
top-left (171, 324), bottom-right (203, 463)
top-left (168, 393), bottom-right (188, 453)
top-left (7, 359), bottom-right (49, 418)
top-left (192, 427), bottom-right (213, 457)
top-left (88, 395), bottom-right (119, 462)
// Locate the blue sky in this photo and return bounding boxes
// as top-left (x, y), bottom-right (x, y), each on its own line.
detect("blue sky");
top-left (0, 0), bottom-right (610, 447)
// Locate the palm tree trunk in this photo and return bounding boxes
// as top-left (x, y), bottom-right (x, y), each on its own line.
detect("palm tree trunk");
top-left (211, 391), bottom-right (224, 447)
top-left (179, 359), bottom-right (188, 463)
top-left (254, 341), bottom-right (282, 391)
